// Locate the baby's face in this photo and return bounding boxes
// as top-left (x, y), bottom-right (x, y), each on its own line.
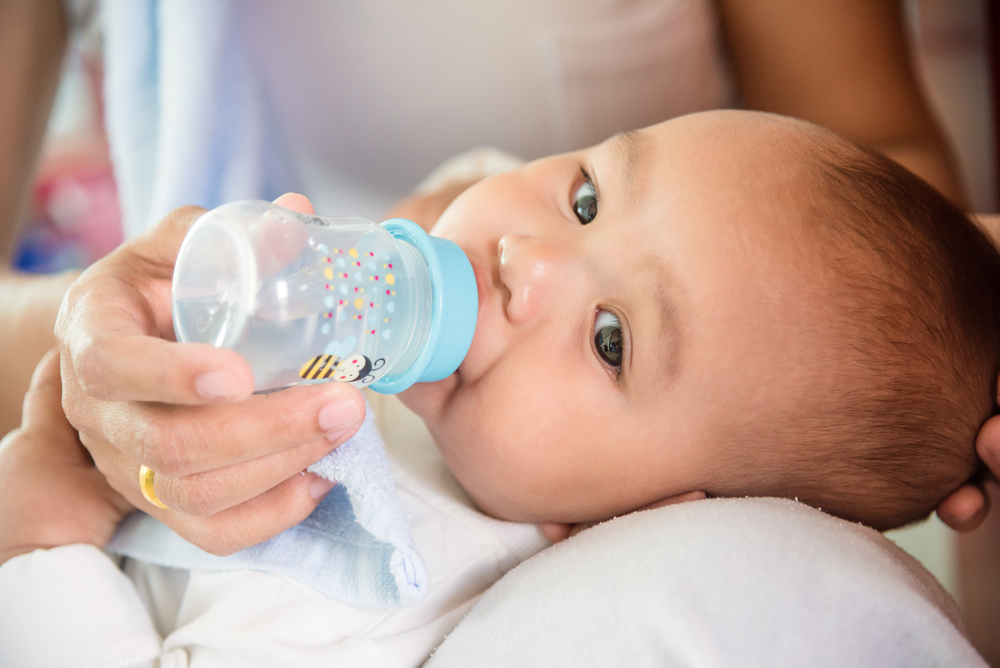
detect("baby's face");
top-left (401, 111), bottom-right (837, 524)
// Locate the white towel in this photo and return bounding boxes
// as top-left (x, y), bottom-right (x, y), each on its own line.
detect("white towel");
top-left (101, 0), bottom-right (293, 238)
top-left (109, 405), bottom-right (429, 607)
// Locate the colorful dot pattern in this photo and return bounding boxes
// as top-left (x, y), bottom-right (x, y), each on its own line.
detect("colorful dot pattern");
top-left (310, 245), bottom-right (398, 355)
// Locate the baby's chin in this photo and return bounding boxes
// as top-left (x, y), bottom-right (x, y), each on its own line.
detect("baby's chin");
top-left (397, 372), bottom-right (459, 423)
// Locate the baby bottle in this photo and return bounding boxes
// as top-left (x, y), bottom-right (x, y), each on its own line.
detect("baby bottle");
top-left (171, 200), bottom-right (477, 393)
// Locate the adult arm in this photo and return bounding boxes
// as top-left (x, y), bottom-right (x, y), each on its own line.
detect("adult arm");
top-left (0, 0), bottom-right (71, 436)
top-left (720, 0), bottom-right (967, 208)
top-left (0, 0), bottom-right (66, 258)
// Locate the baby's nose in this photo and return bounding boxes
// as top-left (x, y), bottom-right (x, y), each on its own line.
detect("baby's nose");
top-left (498, 233), bottom-right (583, 326)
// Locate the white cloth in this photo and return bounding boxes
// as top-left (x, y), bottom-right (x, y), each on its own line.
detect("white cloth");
top-left (99, 0), bottom-right (735, 235)
top-left (0, 395), bottom-right (549, 667)
top-left (428, 498), bottom-right (987, 668)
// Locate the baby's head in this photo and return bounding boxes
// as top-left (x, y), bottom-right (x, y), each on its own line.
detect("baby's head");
top-left (400, 110), bottom-right (1000, 531)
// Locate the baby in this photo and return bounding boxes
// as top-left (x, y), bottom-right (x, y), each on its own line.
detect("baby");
top-left (404, 109), bottom-right (999, 533)
top-left (1, 110), bottom-right (997, 664)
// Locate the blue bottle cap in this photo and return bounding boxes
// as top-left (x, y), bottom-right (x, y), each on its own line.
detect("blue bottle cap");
top-left (369, 219), bottom-right (478, 394)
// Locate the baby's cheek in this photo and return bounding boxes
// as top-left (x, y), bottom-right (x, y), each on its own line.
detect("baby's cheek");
top-left (436, 414), bottom-right (515, 495)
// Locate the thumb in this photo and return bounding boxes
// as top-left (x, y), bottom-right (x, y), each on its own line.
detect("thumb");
top-left (274, 192), bottom-right (315, 215)
top-left (936, 483), bottom-right (988, 531)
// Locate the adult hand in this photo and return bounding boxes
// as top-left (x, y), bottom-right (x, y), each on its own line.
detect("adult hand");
top-left (937, 418), bottom-right (1000, 531)
top-left (0, 350), bottom-right (132, 565)
top-left (937, 214), bottom-right (1000, 531)
top-left (934, 215), bottom-right (1000, 531)
top-left (383, 179), bottom-right (479, 233)
top-left (56, 193), bottom-right (366, 555)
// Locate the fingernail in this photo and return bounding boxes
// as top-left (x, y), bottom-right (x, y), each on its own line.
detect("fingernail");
top-left (324, 425), bottom-right (358, 444)
top-left (318, 395), bottom-right (360, 433)
top-left (196, 370), bottom-right (243, 399)
top-left (309, 475), bottom-right (336, 501)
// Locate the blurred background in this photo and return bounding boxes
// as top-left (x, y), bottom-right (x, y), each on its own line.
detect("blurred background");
top-left (10, 11), bottom-right (119, 274)
top-left (12, 0), bottom-right (996, 275)
top-left (9, 0), bottom-right (999, 659)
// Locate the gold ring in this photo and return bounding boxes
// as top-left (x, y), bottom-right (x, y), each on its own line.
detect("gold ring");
top-left (138, 465), bottom-right (169, 509)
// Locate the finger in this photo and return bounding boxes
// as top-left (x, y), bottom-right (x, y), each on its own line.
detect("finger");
top-left (161, 439), bottom-right (341, 516)
top-left (570, 492), bottom-right (707, 540)
top-left (21, 350), bottom-right (74, 437)
top-left (638, 490), bottom-right (708, 512)
top-left (68, 331), bottom-right (254, 405)
top-left (153, 471), bottom-right (336, 556)
top-left (537, 523), bottom-right (572, 543)
top-left (539, 491), bottom-right (710, 545)
top-left (94, 420), bottom-right (357, 517)
top-left (936, 483), bottom-right (989, 531)
top-left (273, 192), bottom-right (315, 215)
top-left (978, 415), bottom-right (1000, 480)
top-left (87, 382), bottom-right (364, 478)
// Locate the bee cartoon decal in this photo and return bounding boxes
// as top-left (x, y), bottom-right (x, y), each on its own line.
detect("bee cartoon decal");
top-left (298, 354), bottom-right (385, 384)
top-left (333, 354), bottom-right (386, 383)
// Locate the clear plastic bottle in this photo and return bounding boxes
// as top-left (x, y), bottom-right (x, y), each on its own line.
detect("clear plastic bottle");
top-left (171, 201), bottom-right (477, 393)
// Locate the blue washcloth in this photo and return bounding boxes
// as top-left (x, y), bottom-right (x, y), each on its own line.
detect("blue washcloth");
top-left (102, 0), bottom-right (292, 238)
top-left (108, 404), bottom-right (429, 608)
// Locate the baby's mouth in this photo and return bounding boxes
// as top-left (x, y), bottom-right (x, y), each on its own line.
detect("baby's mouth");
top-left (453, 253), bottom-right (491, 383)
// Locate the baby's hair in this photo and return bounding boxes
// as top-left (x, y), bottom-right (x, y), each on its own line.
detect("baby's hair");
top-left (775, 136), bottom-right (1000, 530)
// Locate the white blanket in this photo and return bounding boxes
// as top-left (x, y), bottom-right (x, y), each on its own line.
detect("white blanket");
top-left (428, 497), bottom-right (985, 667)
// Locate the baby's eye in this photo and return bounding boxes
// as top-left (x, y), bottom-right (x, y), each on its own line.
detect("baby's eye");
top-left (594, 310), bottom-right (623, 368)
top-left (572, 172), bottom-right (598, 225)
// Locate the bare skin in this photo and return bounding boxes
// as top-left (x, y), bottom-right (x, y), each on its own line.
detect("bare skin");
top-left (719, 0), bottom-right (966, 207)
top-left (0, 350), bottom-right (132, 565)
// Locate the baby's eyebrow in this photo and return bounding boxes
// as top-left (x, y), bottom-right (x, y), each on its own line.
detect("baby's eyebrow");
top-left (647, 259), bottom-right (684, 388)
top-left (609, 129), bottom-right (645, 209)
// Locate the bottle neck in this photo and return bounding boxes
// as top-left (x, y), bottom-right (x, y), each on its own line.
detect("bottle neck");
top-left (382, 238), bottom-right (433, 377)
